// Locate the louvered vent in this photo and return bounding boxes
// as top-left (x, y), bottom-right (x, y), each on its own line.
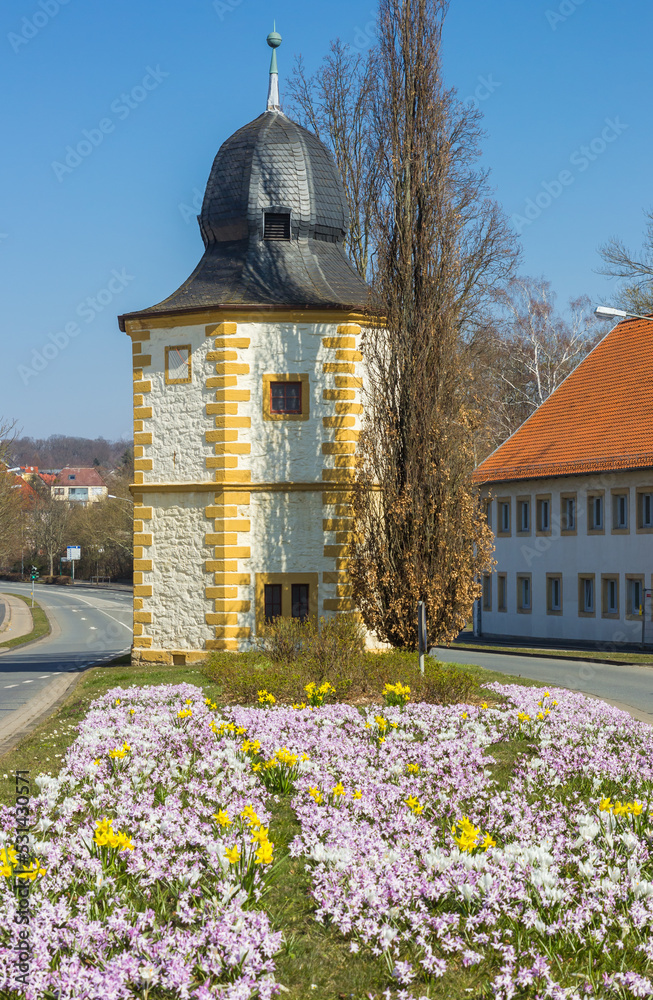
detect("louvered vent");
top-left (264, 212), bottom-right (291, 240)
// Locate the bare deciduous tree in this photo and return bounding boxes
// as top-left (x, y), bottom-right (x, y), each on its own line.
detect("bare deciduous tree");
top-left (29, 482), bottom-right (70, 576)
top-left (287, 40), bottom-right (378, 279)
top-left (349, 0), bottom-right (517, 648)
top-left (598, 208), bottom-right (653, 315)
top-left (0, 419), bottom-right (22, 569)
top-left (472, 277), bottom-right (601, 452)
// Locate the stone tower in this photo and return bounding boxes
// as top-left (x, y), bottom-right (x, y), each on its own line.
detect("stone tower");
top-left (118, 31), bottom-right (371, 664)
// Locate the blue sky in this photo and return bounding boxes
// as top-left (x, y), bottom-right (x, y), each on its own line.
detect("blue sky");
top-left (1, 0), bottom-right (650, 440)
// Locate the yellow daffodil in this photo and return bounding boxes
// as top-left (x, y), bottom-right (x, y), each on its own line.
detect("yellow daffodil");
top-left (224, 845), bottom-right (240, 864)
top-left (254, 840), bottom-right (274, 865)
top-left (213, 810), bottom-right (231, 827)
top-left (353, 790), bottom-right (362, 799)
top-left (332, 782), bottom-right (345, 797)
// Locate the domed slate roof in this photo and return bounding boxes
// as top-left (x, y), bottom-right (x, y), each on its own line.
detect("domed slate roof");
top-left (120, 110), bottom-right (370, 324)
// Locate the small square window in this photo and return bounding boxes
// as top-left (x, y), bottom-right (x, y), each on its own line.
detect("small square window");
top-left (165, 344), bottom-right (192, 384)
top-left (270, 382), bottom-right (302, 414)
top-left (262, 374), bottom-right (309, 421)
top-left (68, 475), bottom-right (76, 481)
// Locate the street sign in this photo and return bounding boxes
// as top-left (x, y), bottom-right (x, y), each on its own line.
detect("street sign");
top-left (66, 546), bottom-right (81, 561)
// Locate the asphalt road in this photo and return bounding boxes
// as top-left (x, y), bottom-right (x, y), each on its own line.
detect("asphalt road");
top-left (435, 644), bottom-right (653, 720)
top-left (0, 583), bottom-right (132, 727)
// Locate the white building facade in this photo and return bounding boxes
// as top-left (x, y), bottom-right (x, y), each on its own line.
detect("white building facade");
top-left (479, 469), bottom-right (653, 647)
top-left (475, 314), bottom-right (653, 648)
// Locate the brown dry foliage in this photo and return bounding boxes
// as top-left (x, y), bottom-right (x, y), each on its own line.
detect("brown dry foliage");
top-left (348, 0), bottom-right (516, 649)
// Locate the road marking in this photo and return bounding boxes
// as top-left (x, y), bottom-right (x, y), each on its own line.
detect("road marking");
top-left (38, 674), bottom-right (51, 679)
top-left (89, 626), bottom-right (98, 630)
top-left (4, 684), bottom-right (18, 688)
top-left (80, 617), bottom-right (87, 621)
top-left (22, 679), bottom-right (33, 684)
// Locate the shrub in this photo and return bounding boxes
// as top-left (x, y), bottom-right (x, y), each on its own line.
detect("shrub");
top-left (205, 618), bottom-right (480, 707)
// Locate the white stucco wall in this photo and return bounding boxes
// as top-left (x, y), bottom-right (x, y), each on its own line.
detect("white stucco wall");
top-left (480, 469), bottom-right (653, 646)
top-left (144, 492), bottom-right (213, 650)
top-left (134, 315), bottom-right (365, 657)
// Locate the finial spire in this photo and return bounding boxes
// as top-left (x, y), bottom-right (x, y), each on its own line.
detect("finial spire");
top-left (266, 24), bottom-right (282, 112)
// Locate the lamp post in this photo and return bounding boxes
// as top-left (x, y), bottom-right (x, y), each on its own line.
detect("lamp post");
top-left (594, 305), bottom-right (653, 322)
top-left (108, 495), bottom-right (134, 504)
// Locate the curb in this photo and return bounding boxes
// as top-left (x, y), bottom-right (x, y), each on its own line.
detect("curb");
top-left (0, 645), bottom-right (131, 762)
top-left (0, 672), bottom-right (81, 760)
top-left (441, 644), bottom-right (653, 669)
top-left (0, 595), bottom-right (55, 656)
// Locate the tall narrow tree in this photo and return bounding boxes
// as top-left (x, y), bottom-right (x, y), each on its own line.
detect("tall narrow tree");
top-left (350, 0), bottom-right (517, 648)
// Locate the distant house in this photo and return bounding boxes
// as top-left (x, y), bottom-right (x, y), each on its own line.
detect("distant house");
top-left (473, 316), bottom-right (653, 648)
top-left (52, 467), bottom-right (108, 505)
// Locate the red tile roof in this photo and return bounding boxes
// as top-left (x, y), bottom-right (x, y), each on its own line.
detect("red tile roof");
top-left (54, 467), bottom-right (107, 488)
top-left (474, 316), bottom-right (653, 485)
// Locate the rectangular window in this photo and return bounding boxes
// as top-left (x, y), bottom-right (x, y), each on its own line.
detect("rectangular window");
top-left (270, 381), bottom-right (302, 414)
top-left (626, 576), bottom-right (645, 618)
top-left (53, 487), bottom-right (65, 496)
top-left (264, 584), bottom-right (282, 621)
top-left (517, 499), bottom-right (530, 533)
top-left (588, 494), bottom-right (604, 532)
top-left (497, 573), bottom-right (507, 612)
top-left (637, 491), bottom-right (653, 530)
top-left (517, 574), bottom-right (532, 613)
top-left (264, 212), bottom-right (291, 240)
top-left (262, 373), bottom-right (310, 421)
top-left (482, 574), bottom-right (492, 611)
top-left (578, 574), bottom-right (595, 615)
top-left (602, 575), bottom-right (619, 617)
top-left (165, 344), bottom-right (192, 384)
top-left (612, 492), bottom-right (629, 531)
top-left (547, 574), bottom-right (562, 614)
top-left (498, 500), bottom-right (511, 535)
top-left (536, 495), bottom-right (551, 534)
top-left (291, 583), bottom-right (310, 620)
top-left (255, 573), bottom-right (318, 632)
top-left (561, 493), bottom-right (576, 533)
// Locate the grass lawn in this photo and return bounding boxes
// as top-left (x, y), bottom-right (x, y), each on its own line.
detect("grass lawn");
top-left (0, 594), bottom-right (50, 651)
top-left (449, 639), bottom-right (653, 665)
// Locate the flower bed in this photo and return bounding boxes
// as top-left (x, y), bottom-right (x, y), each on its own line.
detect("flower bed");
top-left (0, 684), bottom-right (282, 999)
top-left (229, 685), bottom-right (653, 998)
top-left (1, 681), bottom-right (652, 998)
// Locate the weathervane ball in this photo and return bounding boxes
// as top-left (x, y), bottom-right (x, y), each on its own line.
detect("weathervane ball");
top-left (267, 29), bottom-right (282, 49)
